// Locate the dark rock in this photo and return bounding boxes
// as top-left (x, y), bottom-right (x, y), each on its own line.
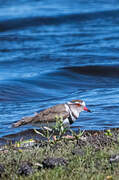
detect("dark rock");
top-left (0, 164), bottom-right (5, 177)
top-left (17, 162), bottom-right (33, 176)
top-left (110, 155), bottom-right (119, 163)
top-left (42, 157), bottom-right (68, 168)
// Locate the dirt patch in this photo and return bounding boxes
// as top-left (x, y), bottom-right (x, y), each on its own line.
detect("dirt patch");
top-left (17, 161), bottom-right (33, 176)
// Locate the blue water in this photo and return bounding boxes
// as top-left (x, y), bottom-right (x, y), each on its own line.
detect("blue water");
top-left (0, 0), bottom-right (119, 137)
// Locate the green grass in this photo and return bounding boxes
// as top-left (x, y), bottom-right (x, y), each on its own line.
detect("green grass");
top-left (0, 129), bottom-right (119, 179)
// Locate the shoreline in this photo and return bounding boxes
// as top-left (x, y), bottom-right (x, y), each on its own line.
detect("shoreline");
top-left (1, 127), bottom-right (119, 145)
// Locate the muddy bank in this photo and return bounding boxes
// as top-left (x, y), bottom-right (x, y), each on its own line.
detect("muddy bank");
top-left (0, 127), bottom-right (119, 147)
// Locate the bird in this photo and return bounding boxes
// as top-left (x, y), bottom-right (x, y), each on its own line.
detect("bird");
top-left (12, 99), bottom-right (91, 128)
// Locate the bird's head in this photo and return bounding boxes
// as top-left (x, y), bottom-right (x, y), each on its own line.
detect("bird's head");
top-left (70, 99), bottom-right (91, 112)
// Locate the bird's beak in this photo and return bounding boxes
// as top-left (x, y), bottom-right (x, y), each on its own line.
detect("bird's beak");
top-left (84, 106), bottom-right (91, 112)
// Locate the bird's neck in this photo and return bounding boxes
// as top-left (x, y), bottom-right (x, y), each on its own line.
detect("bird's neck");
top-left (65, 103), bottom-right (80, 120)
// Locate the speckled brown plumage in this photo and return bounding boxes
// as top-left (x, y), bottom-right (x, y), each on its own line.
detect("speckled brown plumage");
top-left (13, 104), bottom-right (69, 127)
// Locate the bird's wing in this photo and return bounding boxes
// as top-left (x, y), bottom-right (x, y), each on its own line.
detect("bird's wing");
top-left (33, 104), bottom-right (69, 123)
top-left (12, 104), bottom-right (69, 127)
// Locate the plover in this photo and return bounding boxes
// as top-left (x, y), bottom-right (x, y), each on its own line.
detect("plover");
top-left (12, 99), bottom-right (91, 128)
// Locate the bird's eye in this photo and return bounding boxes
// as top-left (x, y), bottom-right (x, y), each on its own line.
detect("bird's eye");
top-left (76, 103), bottom-right (81, 107)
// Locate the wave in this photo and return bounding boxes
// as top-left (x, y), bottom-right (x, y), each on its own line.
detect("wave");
top-left (0, 8), bottom-right (119, 32)
top-left (63, 64), bottom-right (119, 78)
